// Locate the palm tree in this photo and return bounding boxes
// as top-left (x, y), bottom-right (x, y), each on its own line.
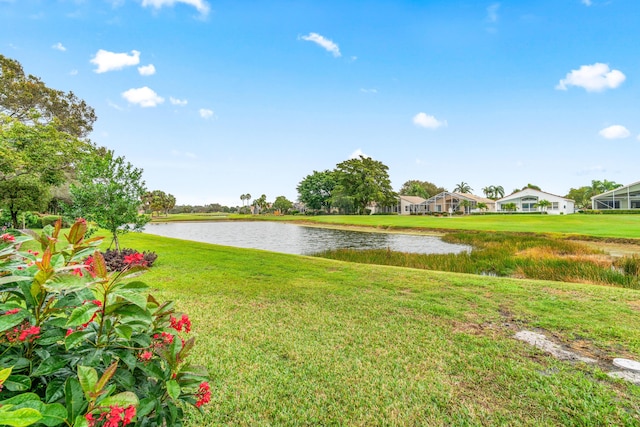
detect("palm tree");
top-left (502, 202), bottom-right (517, 213)
top-left (476, 202), bottom-right (488, 214)
top-left (482, 186), bottom-right (494, 199)
top-left (454, 182), bottom-right (473, 193)
top-left (535, 199), bottom-right (551, 213)
top-left (459, 199), bottom-right (471, 214)
top-left (493, 185), bottom-right (505, 199)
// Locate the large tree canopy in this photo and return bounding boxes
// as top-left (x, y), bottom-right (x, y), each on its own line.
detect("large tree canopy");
top-left (333, 155), bottom-right (397, 215)
top-left (398, 180), bottom-right (445, 199)
top-left (1, 54), bottom-right (96, 138)
top-left (0, 116), bottom-right (91, 227)
top-left (297, 170), bottom-right (336, 213)
top-left (69, 149), bottom-right (148, 250)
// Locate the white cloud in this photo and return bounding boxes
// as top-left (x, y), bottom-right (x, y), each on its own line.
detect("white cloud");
top-left (199, 108), bottom-right (214, 119)
top-left (556, 63), bottom-right (625, 92)
top-left (138, 64), bottom-right (156, 76)
top-left (581, 0), bottom-right (592, 6)
top-left (170, 97), bottom-right (188, 106)
top-left (121, 87), bottom-right (164, 107)
top-left (359, 88), bottom-right (377, 94)
top-left (300, 33), bottom-right (341, 57)
top-left (486, 3), bottom-right (500, 23)
top-left (141, 0), bottom-right (210, 15)
top-left (349, 149), bottom-right (369, 159)
top-left (91, 49), bottom-right (140, 73)
top-left (599, 125), bottom-right (630, 139)
top-left (107, 100), bottom-right (124, 111)
top-left (412, 112), bottom-right (447, 129)
top-left (52, 42), bottom-right (66, 51)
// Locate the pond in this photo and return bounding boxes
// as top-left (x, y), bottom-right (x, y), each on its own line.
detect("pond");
top-left (143, 221), bottom-right (470, 256)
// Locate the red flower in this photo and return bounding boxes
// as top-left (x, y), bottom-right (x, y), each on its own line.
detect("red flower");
top-left (18, 325), bottom-right (40, 342)
top-left (1, 233), bottom-right (15, 242)
top-left (124, 252), bottom-right (145, 265)
top-left (105, 406), bottom-right (124, 427)
top-left (72, 268), bottom-right (83, 277)
top-left (4, 308), bottom-right (20, 315)
top-left (123, 406), bottom-right (136, 425)
top-left (85, 412), bottom-right (96, 427)
top-left (170, 314), bottom-right (192, 333)
top-left (139, 351), bottom-right (153, 361)
top-left (66, 328), bottom-right (73, 337)
top-left (195, 381), bottom-right (211, 407)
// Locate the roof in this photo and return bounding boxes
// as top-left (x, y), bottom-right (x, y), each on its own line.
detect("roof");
top-left (497, 188), bottom-right (574, 203)
top-left (590, 180), bottom-right (640, 200)
top-left (422, 191), bottom-right (493, 205)
top-left (399, 195), bottom-right (427, 204)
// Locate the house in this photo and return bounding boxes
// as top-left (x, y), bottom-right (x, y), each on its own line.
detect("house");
top-left (421, 192), bottom-right (496, 214)
top-left (369, 195), bottom-right (427, 215)
top-left (496, 188), bottom-right (574, 214)
top-left (591, 180), bottom-right (640, 210)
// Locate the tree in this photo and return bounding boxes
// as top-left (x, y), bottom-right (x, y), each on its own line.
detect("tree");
top-left (566, 186), bottom-right (592, 210)
top-left (459, 199), bottom-right (471, 214)
top-left (535, 199), bottom-right (551, 212)
top-left (0, 116), bottom-right (91, 227)
top-left (333, 155), bottom-right (397, 215)
top-left (273, 195), bottom-right (293, 214)
top-left (590, 179), bottom-right (623, 195)
top-left (476, 202), bottom-right (488, 214)
top-left (522, 183), bottom-right (541, 191)
top-left (1, 54), bottom-right (96, 138)
top-left (253, 194), bottom-right (268, 214)
top-left (483, 185), bottom-right (504, 200)
top-left (69, 149), bottom-right (149, 250)
top-left (454, 182), bottom-right (473, 193)
top-left (502, 202), bottom-right (517, 213)
top-left (297, 170), bottom-right (336, 213)
top-left (399, 180), bottom-right (445, 199)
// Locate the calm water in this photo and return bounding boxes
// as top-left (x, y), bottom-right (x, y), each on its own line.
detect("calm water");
top-left (143, 221), bottom-right (470, 256)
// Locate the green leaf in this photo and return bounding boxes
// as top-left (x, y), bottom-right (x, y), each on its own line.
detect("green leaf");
top-left (72, 415), bottom-right (89, 427)
top-left (64, 377), bottom-right (85, 421)
top-left (77, 366), bottom-right (98, 396)
top-left (99, 391), bottom-right (139, 408)
top-left (0, 275), bottom-right (31, 286)
top-left (113, 304), bottom-right (152, 327)
top-left (166, 379), bottom-right (181, 400)
top-left (32, 356), bottom-right (67, 377)
top-left (49, 253), bottom-right (65, 269)
top-left (114, 324), bottom-right (133, 340)
top-left (36, 403), bottom-right (67, 427)
top-left (66, 304), bottom-right (99, 328)
top-left (64, 330), bottom-right (91, 350)
top-left (136, 397), bottom-right (157, 419)
top-left (5, 374), bottom-right (31, 391)
top-left (0, 312), bottom-right (26, 333)
top-left (36, 327), bottom-right (65, 346)
top-left (45, 379), bottom-right (65, 403)
top-left (94, 362), bottom-right (118, 395)
top-left (0, 407), bottom-right (43, 427)
top-left (0, 393), bottom-right (40, 405)
top-left (0, 366), bottom-right (12, 384)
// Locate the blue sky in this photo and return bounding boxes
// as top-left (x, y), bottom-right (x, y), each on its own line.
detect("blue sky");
top-left (1, 0), bottom-right (638, 206)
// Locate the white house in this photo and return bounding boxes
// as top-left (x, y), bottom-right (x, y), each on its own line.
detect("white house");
top-left (421, 192), bottom-right (496, 214)
top-left (496, 188), bottom-right (574, 215)
top-left (591, 180), bottom-right (640, 210)
top-left (369, 195), bottom-right (428, 215)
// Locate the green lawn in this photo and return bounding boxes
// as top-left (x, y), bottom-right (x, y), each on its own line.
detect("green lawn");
top-left (118, 232), bottom-right (640, 426)
top-left (300, 214), bottom-right (640, 239)
top-left (150, 213), bottom-right (228, 222)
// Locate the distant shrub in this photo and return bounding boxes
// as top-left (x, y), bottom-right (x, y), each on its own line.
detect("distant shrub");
top-left (40, 215), bottom-right (71, 228)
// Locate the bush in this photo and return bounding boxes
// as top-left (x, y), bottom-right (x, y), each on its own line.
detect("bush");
top-left (39, 215), bottom-right (71, 228)
top-left (0, 219), bottom-right (210, 426)
top-left (101, 248), bottom-right (158, 272)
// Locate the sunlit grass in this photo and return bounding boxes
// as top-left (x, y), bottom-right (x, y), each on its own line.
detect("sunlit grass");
top-left (113, 232), bottom-right (640, 426)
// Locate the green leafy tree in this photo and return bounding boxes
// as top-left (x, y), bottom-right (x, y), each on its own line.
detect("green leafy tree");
top-left (590, 179), bottom-right (623, 195)
top-left (273, 195), bottom-right (293, 214)
top-left (0, 116), bottom-right (91, 227)
top-left (69, 149), bottom-right (149, 250)
top-left (522, 183), bottom-right (541, 191)
top-left (297, 170), bottom-right (336, 213)
top-left (398, 180), bottom-right (444, 199)
top-left (476, 202), bottom-right (488, 214)
top-left (459, 199), bottom-right (471, 214)
top-left (482, 185), bottom-right (504, 200)
top-left (454, 182), bottom-right (473, 193)
top-left (0, 54), bottom-right (96, 138)
top-left (333, 155), bottom-right (397, 215)
top-left (566, 186), bottom-right (592, 209)
top-left (253, 194), bottom-right (268, 214)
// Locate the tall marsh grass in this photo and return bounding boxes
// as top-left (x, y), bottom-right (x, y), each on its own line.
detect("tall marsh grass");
top-left (314, 232), bottom-right (640, 289)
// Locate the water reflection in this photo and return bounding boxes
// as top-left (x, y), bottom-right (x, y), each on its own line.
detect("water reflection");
top-left (144, 221), bottom-right (470, 256)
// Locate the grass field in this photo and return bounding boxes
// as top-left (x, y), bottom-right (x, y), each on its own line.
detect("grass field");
top-left (116, 231), bottom-right (640, 426)
top-left (150, 213), bottom-right (229, 222)
top-left (224, 213), bottom-right (640, 240)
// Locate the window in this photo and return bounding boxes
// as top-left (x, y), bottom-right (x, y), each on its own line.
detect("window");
top-left (551, 202), bottom-right (559, 210)
top-left (597, 200), bottom-right (620, 209)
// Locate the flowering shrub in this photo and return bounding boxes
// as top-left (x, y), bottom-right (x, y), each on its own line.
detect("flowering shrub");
top-left (0, 219), bottom-right (210, 426)
top-left (101, 249), bottom-right (158, 272)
